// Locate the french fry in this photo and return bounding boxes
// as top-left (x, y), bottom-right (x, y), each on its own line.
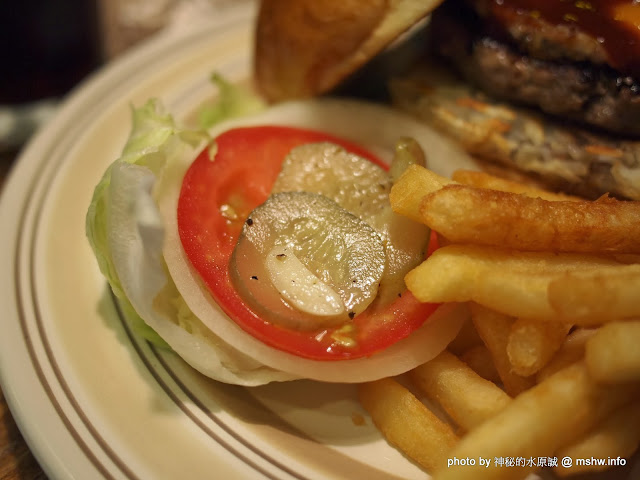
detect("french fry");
top-left (405, 244), bottom-right (620, 322)
top-left (585, 320), bottom-right (640, 384)
top-left (419, 184), bottom-right (640, 253)
top-left (410, 350), bottom-right (511, 431)
top-left (389, 164), bottom-right (452, 223)
top-left (536, 328), bottom-right (597, 382)
top-left (451, 169), bottom-right (579, 201)
top-left (555, 401), bottom-right (640, 476)
top-left (469, 303), bottom-right (535, 396)
top-left (460, 344), bottom-right (501, 384)
top-left (358, 377), bottom-right (458, 472)
top-left (548, 265), bottom-right (640, 324)
top-left (506, 318), bottom-right (571, 377)
top-left (432, 363), bottom-right (640, 480)
top-left (378, 164), bottom-right (640, 478)
top-left (614, 253), bottom-right (640, 264)
top-left (447, 314), bottom-right (483, 356)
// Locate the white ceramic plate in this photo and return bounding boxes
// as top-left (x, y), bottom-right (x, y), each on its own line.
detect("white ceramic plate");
top-left (2, 2), bottom-right (639, 480)
top-left (0, 3), bottom-right (429, 479)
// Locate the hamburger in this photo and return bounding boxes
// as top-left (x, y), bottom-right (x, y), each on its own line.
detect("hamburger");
top-left (254, 0), bottom-right (640, 200)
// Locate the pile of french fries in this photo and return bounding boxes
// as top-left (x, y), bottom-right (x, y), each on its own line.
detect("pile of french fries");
top-left (358, 165), bottom-right (640, 480)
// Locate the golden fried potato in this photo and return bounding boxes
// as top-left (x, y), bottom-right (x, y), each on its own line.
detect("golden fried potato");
top-left (451, 169), bottom-right (579, 201)
top-left (556, 401), bottom-right (640, 476)
top-left (447, 314), bottom-right (483, 356)
top-left (254, 0), bottom-right (442, 101)
top-left (459, 345), bottom-right (501, 384)
top-left (364, 157), bottom-right (640, 479)
top-left (419, 184), bottom-right (640, 253)
top-left (506, 318), bottom-right (571, 377)
top-left (410, 350), bottom-right (511, 431)
top-left (469, 304), bottom-right (534, 396)
top-left (585, 321), bottom-right (640, 384)
top-left (432, 363), bottom-right (640, 480)
top-left (405, 244), bottom-right (621, 322)
top-left (390, 164), bottom-right (453, 222)
top-left (548, 265), bottom-right (640, 324)
top-left (358, 377), bottom-right (458, 472)
top-left (536, 328), bottom-right (596, 382)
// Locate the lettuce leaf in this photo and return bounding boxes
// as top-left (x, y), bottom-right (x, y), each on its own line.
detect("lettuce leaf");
top-left (86, 97), bottom-right (208, 346)
top-left (86, 95), bottom-right (295, 385)
top-left (197, 73), bottom-right (266, 129)
top-left (87, 78), bottom-right (254, 344)
top-left (86, 99), bottom-right (193, 346)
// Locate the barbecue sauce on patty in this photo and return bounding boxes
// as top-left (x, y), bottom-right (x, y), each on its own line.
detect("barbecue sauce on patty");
top-left (480, 0), bottom-right (640, 77)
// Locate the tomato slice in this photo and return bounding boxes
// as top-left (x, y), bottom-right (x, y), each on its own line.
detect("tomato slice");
top-left (177, 126), bottom-right (438, 360)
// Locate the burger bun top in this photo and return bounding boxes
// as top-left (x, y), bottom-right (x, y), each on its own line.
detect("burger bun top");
top-left (254, 0), bottom-right (443, 102)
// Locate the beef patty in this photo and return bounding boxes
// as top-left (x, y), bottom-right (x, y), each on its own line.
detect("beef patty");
top-left (429, 0), bottom-right (640, 138)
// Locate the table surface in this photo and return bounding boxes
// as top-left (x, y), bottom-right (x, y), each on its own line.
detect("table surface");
top-left (0, 3), bottom-right (165, 477)
top-left (0, 386), bottom-right (47, 480)
top-left (0, 149), bottom-right (47, 479)
top-left (0, 1), bottom-right (216, 476)
top-left (1, 147), bottom-right (42, 477)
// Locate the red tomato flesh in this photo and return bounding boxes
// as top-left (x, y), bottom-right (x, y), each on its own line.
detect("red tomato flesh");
top-left (177, 126), bottom-right (438, 360)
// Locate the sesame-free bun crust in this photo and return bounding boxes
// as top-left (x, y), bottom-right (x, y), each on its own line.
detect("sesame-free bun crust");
top-left (254, 0), bottom-right (443, 102)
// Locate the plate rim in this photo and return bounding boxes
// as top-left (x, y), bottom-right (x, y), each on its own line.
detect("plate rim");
top-left (0, 4), bottom-right (264, 479)
top-left (0, 5), bottom-right (424, 479)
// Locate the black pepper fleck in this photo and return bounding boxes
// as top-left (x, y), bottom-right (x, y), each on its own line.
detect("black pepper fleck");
top-left (246, 218), bottom-right (254, 226)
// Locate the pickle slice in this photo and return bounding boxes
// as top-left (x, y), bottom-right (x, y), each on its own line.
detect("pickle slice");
top-left (265, 245), bottom-right (345, 317)
top-left (230, 191), bottom-right (385, 330)
top-left (272, 141), bottom-right (430, 306)
top-left (273, 142), bottom-right (391, 219)
top-left (389, 137), bottom-right (427, 182)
